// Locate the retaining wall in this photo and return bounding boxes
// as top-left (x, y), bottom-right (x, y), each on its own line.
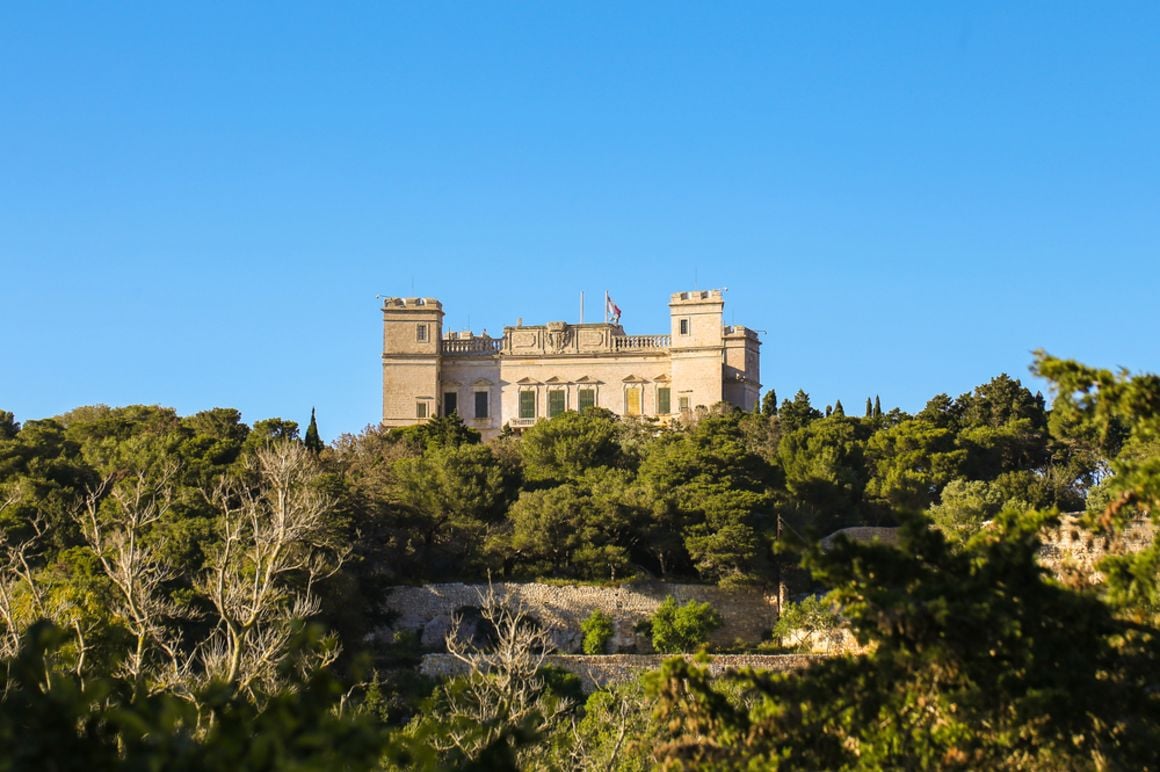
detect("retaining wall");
top-left (380, 581), bottom-right (777, 653)
top-left (419, 652), bottom-right (822, 692)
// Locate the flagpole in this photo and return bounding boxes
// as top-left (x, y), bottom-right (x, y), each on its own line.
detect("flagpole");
top-left (579, 291), bottom-right (584, 325)
top-left (604, 290), bottom-right (609, 324)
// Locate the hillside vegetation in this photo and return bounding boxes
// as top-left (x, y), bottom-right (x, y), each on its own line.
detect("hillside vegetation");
top-left (1, 352), bottom-right (1157, 768)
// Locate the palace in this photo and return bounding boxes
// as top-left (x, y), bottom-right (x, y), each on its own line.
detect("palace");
top-left (381, 289), bottom-right (760, 440)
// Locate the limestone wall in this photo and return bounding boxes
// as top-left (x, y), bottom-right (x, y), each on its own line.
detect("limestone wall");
top-left (819, 516), bottom-right (1155, 585)
top-left (380, 581), bottom-right (778, 654)
top-left (1037, 514), bottom-right (1154, 583)
top-left (419, 652), bottom-right (821, 692)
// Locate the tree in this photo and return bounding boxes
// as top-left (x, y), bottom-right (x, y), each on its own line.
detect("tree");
top-left (409, 587), bottom-right (573, 766)
top-left (0, 412), bottom-right (18, 441)
top-left (580, 609), bottom-right (614, 655)
top-left (832, 400), bottom-right (845, 417)
top-left (648, 510), bottom-right (1160, 768)
top-left (304, 407), bottom-right (324, 454)
top-left (761, 389), bottom-right (778, 417)
top-left (865, 397), bottom-right (873, 418)
top-left (927, 478), bottom-right (1012, 545)
top-left (0, 621), bottom-right (389, 770)
top-left (241, 418), bottom-right (300, 458)
top-left (954, 374), bottom-right (1049, 481)
top-left (201, 441), bottom-right (348, 697)
top-left (872, 395), bottom-right (882, 419)
top-left (771, 593), bottom-right (843, 652)
top-left (1033, 352), bottom-right (1160, 609)
top-left (518, 408), bottom-right (622, 484)
top-left (392, 442), bottom-right (510, 577)
top-left (393, 413), bottom-right (480, 451)
top-left (864, 418), bottom-right (966, 513)
top-left (561, 679), bottom-right (658, 771)
top-left (77, 465), bottom-right (187, 687)
top-left (636, 414), bottom-right (776, 584)
top-left (778, 390), bottom-right (822, 434)
top-left (778, 416), bottom-right (869, 533)
top-left (505, 470), bottom-right (638, 580)
top-left (649, 597), bottom-right (721, 653)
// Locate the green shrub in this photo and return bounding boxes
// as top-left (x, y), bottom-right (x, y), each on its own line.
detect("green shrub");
top-left (581, 609), bottom-right (614, 654)
top-left (649, 597), bottom-right (722, 653)
top-left (771, 593), bottom-right (843, 652)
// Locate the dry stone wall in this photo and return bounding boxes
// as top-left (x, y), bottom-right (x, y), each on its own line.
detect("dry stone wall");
top-left (380, 581), bottom-right (777, 653)
top-left (1037, 514), bottom-right (1154, 583)
top-left (419, 652), bottom-right (821, 692)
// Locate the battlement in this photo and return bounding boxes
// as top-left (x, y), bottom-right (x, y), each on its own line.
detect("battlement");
top-left (724, 325), bottom-right (760, 340)
top-left (669, 289), bottom-right (724, 306)
top-left (381, 297), bottom-right (443, 310)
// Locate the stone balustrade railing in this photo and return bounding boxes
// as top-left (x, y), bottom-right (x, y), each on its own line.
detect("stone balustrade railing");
top-left (613, 334), bottom-right (671, 351)
top-left (441, 337), bottom-right (503, 355)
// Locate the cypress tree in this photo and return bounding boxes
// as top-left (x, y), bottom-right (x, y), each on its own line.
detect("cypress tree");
top-left (833, 399), bottom-right (845, 417)
top-left (761, 388), bottom-right (779, 417)
top-left (865, 397), bottom-right (873, 417)
top-left (304, 407), bottom-right (324, 454)
top-left (825, 405), bottom-right (832, 417)
top-left (873, 395), bottom-right (882, 419)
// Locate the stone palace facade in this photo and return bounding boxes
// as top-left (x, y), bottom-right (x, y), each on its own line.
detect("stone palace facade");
top-left (381, 289), bottom-right (760, 440)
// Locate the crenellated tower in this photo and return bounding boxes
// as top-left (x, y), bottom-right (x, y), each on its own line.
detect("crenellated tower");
top-left (668, 289), bottom-right (726, 413)
top-left (381, 297), bottom-right (443, 428)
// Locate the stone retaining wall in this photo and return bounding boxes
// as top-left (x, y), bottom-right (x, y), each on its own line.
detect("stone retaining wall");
top-left (1038, 514), bottom-right (1154, 583)
top-left (380, 581), bottom-right (777, 654)
top-left (419, 652), bottom-right (822, 692)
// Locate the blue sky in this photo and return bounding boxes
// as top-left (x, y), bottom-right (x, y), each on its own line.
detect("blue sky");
top-left (2, 3), bottom-right (1157, 440)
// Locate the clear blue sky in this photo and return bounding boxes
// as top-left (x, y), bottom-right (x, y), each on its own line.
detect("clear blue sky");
top-left (2, 3), bottom-right (1157, 440)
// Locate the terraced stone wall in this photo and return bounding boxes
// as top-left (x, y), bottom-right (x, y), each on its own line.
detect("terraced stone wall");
top-left (381, 581), bottom-right (778, 654)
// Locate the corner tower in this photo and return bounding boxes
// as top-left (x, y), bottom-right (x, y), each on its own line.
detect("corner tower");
top-left (723, 325), bottom-right (761, 411)
top-left (668, 290), bottom-right (725, 413)
top-left (381, 297), bottom-right (443, 428)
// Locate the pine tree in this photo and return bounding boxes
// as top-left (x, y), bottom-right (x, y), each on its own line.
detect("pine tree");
top-left (873, 395), bottom-right (882, 419)
top-left (304, 407), bottom-right (324, 454)
top-left (833, 399), bottom-right (845, 417)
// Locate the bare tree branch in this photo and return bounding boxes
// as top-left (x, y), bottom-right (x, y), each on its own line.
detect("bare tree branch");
top-left (199, 441), bottom-right (348, 699)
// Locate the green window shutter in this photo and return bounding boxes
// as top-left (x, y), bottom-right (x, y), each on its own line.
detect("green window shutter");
top-left (658, 387), bottom-right (671, 414)
top-left (578, 388), bottom-right (595, 412)
top-left (519, 391), bottom-right (536, 419)
top-left (443, 392), bottom-right (457, 416)
top-left (474, 391), bottom-right (489, 418)
top-left (548, 390), bottom-right (566, 417)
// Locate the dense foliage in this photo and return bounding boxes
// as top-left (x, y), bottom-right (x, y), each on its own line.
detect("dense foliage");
top-left (1, 353), bottom-right (1158, 768)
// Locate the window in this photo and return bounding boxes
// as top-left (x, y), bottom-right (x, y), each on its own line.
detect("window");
top-left (548, 389), bottom-right (566, 417)
top-left (474, 391), bottom-right (489, 419)
top-left (679, 318), bottom-right (690, 336)
top-left (519, 390), bottom-right (536, 419)
top-left (416, 401), bottom-right (429, 419)
top-left (625, 386), bottom-right (642, 416)
top-left (578, 388), bottom-right (595, 412)
top-left (679, 396), bottom-right (690, 412)
top-left (443, 392), bottom-right (457, 416)
top-left (657, 387), bottom-right (671, 414)
top-left (416, 323), bottom-right (428, 342)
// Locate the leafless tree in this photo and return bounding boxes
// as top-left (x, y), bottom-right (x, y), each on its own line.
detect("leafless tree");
top-left (432, 585), bottom-right (573, 761)
top-left (0, 492), bottom-right (44, 660)
top-left (199, 441), bottom-right (347, 698)
top-left (78, 465), bottom-right (190, 686)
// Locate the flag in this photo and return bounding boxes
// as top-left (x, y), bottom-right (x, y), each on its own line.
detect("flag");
top-left (606, 293), bottom-right (622, 324)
